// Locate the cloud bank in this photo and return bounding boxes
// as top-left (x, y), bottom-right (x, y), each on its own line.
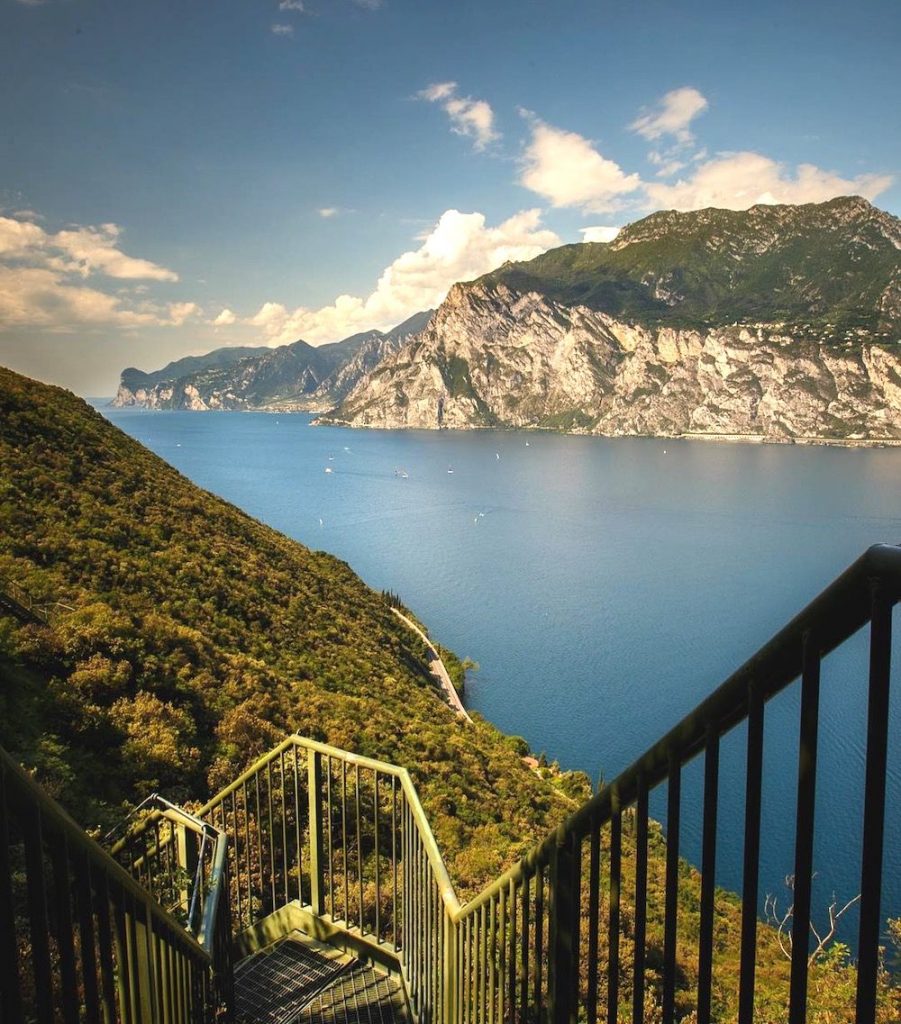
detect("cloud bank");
top-left (0, 212), bottom-right (195, 331)
top-left (516, 88), bottom-right (893, 214)
top-left (247, 208), bottom-right (560, 346)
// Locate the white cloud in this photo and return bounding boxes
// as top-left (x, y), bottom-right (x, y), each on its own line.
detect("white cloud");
top-left (279, 0), bottom-right (305, 9)
top-left (246, 208), bottom-right (560, 346)
top-left (0, 214), bottom-right (178, 281)
top-left (318, 207), bottom-right (339, 218)
top-left (0, 266), bottom-right (161, 331)
top-left (644, 151), bottom-right (894, 212)
top-left (353, 0), bottom-right (383, 9)
top-left (518, 118), bottom-right (641, 213)
top-left (580, 226), bottom-right (621, 244)
top-left (630, 87), bottom-right (708, 144)
top-left (418, 82), bottom-right (500, 152)
top-left (165, 302), bottom-right (201, 326)
top-left (0, 210), bottom-right (195, 332)
top-left (271, 23), bottom-right (294, 35)
top-left (212, 308), bottom-right (237, 326)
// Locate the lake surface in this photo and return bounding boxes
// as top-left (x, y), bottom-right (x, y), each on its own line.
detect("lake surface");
top-left (98, 405), bottom-right (901, 939)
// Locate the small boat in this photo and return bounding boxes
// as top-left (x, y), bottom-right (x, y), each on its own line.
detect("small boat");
top-left (324, 467), bottom-right (333, 474)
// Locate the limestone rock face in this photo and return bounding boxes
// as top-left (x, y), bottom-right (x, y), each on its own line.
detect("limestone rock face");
top-left (325, 282), bottom-right (901, 441)
top-left (324, 199), bottom-right (901, 442)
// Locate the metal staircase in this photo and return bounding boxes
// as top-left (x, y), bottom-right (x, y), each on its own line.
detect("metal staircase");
top-left (1, 544), bottom-right (899, 1023)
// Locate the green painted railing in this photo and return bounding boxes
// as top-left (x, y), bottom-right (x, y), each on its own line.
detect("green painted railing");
top-left (0, 745), bottom-right (231, 1023)
top-left (197, 543), bottom-right (900, 1024)
top-left (1, 543), bottom-right (898, 1022)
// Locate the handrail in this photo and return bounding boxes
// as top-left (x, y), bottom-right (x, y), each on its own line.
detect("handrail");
top-left (200, 543), bottom-right (899, 1024)
top-left (0, 746), bottom-right (209, 958)
top-left (195, 735), bottom-right (462, 916)
top-left (3, 543), bottom-right (897, 1023)
top-left (0, 744), bottom-right (225, 1023)
top-left (456, 541), bottom-right (901, 918)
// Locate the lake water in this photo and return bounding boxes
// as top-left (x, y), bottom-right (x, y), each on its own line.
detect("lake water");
top-left (98, 405), bottom-right (901, 940)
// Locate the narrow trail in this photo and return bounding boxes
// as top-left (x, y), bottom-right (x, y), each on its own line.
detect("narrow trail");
top-left (390, 608), bottom-right (472, 722)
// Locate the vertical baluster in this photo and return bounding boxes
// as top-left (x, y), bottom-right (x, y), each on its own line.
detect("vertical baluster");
top-left (228, 794), bottom-right (242, 929)
top-left (266, 760), bottom-right (276, 912)
top-left (0, 766), bottom-right (23, 1022)
top-left (738, 683), bottom-right (764, 1024)
top-left (73, 848), bottom-right (101, 1023)
top-left (508, 878), bottom-right (517, 1023)
top-left (342, 761), bottom-right (349, 924)
top-left (242, 781), bottom-right (252, 926)
top-left (481, 902), bottom-right (488, 1022)
top-left (374, 772), bottom-right (381, 941)
top-left (586, 809), bottom-right (600, 1024)
top-left (50, 833), bottom-right (79, 1024)
top-left (490, 895), bottom-right (498, 1024)
top-left (254, 773), bottom-right (266, 916)
top-left (608, 795), bottom-right (622, 1024)
top-left (662, 757), bottom-right (681, 1024)
top-left (463, 914), bottom-right (471, 1024)
top-left (326, 757), bottom-right (334, 919)
top-left (787, 632), bottom-right (821, 1024)
top-left (499, 882), bottom-right (507, 1024)
top-left (535, 864), bottom-right (544, 1014)
top-left (307, 752), bottom-right (325, 918)
top-left (697, 730), bottom-right (720, 1024)
top-left (22, 802), bottom-right (54, 1024)
top-left (93, 867), bottom-right (117, 1024)
top-left (356, 764), bottom-right (364, 933)
top-left (856, 584), bottom-right (892, 1024)
top-left (293, 747), bottom-right (303, 907)
top-left (392, 776), bottom-right (398, 948)
top-left (632, 776), bottom-right (648, 1024)
top-left (521, 872), bottom-right (530, 1019)
top-left (280, 750), bottom-right (289, 909)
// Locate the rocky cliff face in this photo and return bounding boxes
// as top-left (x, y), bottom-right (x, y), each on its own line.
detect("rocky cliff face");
top-left (324, 199), bottom-right (901, 442)
top-left (113, 311), bottom-right (433, 411)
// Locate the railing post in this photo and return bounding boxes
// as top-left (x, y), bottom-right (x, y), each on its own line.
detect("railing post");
top-left (307, 750), bottom-right (325, 916)
top-left (443, 907), bottom-right (458, 1024)
top-left (175, 822), bottom-right (198, 925)
top-left (548, 829), bottom-right (580, 1024)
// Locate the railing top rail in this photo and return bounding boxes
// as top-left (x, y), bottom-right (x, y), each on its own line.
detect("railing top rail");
top-left (0, 744), bottom-right (212, 962)
top-left (197, 732), bottom-right (462, 915)
top-left (455, 542), bottom-right (901, 918)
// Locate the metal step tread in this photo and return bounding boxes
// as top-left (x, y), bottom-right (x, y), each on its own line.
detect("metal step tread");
top-left (300, 959), bottom-right (410, 1024)
top-left (234, 933), bottom-right (352, 1024)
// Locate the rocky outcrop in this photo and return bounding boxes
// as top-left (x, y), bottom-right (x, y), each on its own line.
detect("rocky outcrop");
top-left (323, 199), bottom-right (901, 442)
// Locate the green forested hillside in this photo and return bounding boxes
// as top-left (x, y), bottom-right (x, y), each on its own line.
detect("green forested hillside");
top-left (483, 196), bottom-right (900, 338)
top-left (0, 366), bottom-right (580, 887)
top-left (0, 366), bottom-right (897, 1021)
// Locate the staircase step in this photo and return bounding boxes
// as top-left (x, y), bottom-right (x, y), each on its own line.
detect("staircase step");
top-left (234, 934), bottom-right (351, 1024)
top-left (301, 960), bottom-right (410, 1024)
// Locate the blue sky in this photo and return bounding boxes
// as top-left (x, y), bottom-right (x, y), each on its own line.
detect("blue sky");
top-left (1, 0), bottom-right (898, 394)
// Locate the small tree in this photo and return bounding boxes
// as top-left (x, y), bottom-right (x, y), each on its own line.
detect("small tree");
top-left (764, 874), bottom-right (860, 966)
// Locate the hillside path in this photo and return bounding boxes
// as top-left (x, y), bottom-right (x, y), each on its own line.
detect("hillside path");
top-left (390, 608), bottom-right (472, 722)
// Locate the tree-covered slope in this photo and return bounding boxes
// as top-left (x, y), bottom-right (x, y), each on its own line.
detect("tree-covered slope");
top-left (0, 366), bottom-right (578, 888)
top-left (482, 196), bottom-right (900, 338)
top-left (1, 366), bottom-right (897, 1019)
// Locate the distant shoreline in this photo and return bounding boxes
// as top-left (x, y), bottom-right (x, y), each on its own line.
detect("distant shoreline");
top-left (102, 402), bottom-right (901, 448)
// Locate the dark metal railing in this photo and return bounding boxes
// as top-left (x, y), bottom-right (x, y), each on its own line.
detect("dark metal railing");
top-left (1, 544), bottom-right (897, 1022)
top-left (196, 736), bottom-right (459, 1023)
top-left (0, 746), bottom-right (232, 1023)
top-left (203, 544), bottom-right (898, 1024)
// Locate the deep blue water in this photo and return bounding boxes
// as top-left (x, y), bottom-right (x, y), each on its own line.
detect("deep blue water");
top-left (97, 405), bottom-right (901, 942)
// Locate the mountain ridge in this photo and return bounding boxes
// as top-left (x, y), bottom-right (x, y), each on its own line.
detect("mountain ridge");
top-left (323, 197), bottom-right (901, 442)
top-left (114, 309), bottom-right (433, 411)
